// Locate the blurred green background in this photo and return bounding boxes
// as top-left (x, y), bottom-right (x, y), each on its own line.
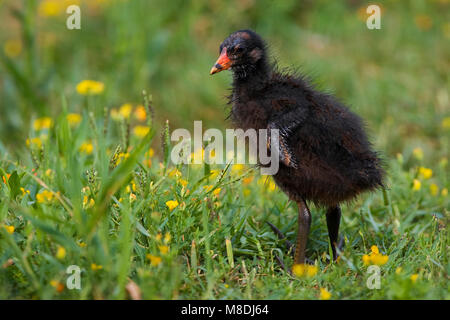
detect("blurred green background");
top-left (0, 0), bottom-right (449, 161)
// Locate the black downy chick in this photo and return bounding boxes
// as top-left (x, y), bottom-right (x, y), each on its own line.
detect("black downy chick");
top-left (210, 30), bottom-right (384, 265)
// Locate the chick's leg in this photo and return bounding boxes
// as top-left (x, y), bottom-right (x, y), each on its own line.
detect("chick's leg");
top-left (294, 199), bottom-right (311, 265)
top-left (326, 205), bottom-right (341, 261)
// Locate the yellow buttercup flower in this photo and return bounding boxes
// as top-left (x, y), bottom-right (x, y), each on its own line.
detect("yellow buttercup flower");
top-left (178, 179), bottom-right (188, 187)
top-left (410, 274), bottom-right (419, 283)
top-left (412, 179), bottom-right (421, 191)
top-left (292, 264), bottom-right (318, 278)
top-left (159, 245), bottom-right (169, 255)
top-left (146, 254), bottom-right (162, 266)
top-left (26, 137), bottom-right (43, 148)
top-left (67, 113), bottom-right (82, 127)
top-left (33, 117), bottom-right (53, 131)
top-left (166, 200), bottom-right (179, 211)
top-left (319, 288), bottom-right (331, 300)
top-left (243, 176), bottom-right (254, 185)
top-left (213, 188), bottom-right (221, 197)
top-left (419, 167), bottom-right (432, 179)
top-left (79, 141), bottom-right (93, 155)
top-left (50, 280), bottom-right (64, 292)
top-left (119, 103), bottom-right (132, 119)
top-left (134, 105), bottom-right (147, 121)
top-left (91, 263), bottom-right (103, 271)
top-left (38, 0), bottom-right (63, 17)
top-left (133, 125), bottom-right (150, 138)
top-left (164, 232), bottom-right (171, 243)
top-left (56, 246), bottom-right (66, 260)
top-left (36, 190), bottom-right (54, 204)
top-left (4, 39), bottom-right (22, 58)
top-left (430, 184), bottom-right (439, 196)
top-left (83, 195), bottom-right (95, 209)
top-left (441, 188), bottom-right (448, 197)
top-left (168, 168), bottom-right (182, 178)
top-left (362, 245), bottom-right (389, 266)
top-left (76, 80), bottom-right (105, 95)
top-left (4, 225), bottom-right (14, 234)
top-left (21, 188), bottom-right (31, 196)
top-left (78, 242), bottom-right (87, 248)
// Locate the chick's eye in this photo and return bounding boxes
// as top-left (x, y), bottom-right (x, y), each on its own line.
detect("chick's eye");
top-left (234, 47), bottom-right (244, 53)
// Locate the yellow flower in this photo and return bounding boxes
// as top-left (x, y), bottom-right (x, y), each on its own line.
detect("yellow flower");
top-left (20, 188), bottom-right (30, 196)
top-left (231, 164), bottom-right (245, 173)
top-left (362, 254), bottom-right (371, 266)
top-left (178, 179), bottom-right (188, 187)
top-left (83, 195), bottom-right (95, 209)
top-left (441, 188), bottom-right (448, 197)
top-left (292, 264), bottom-right (318, 278)
top-left (4, 225), bottom-right (14, 234)
top-left (419, 167), bottom-right (432, 179)
top-left (243, 176), bottom-right (254, 185)
top-left (268, 180), bottom-right (277, 191)
top-left (213, 188), bottom-right (221, 197)
top-left (134, 105), bottom-right (147, 121)
top-left (50, 280), bottom-right (65, 293)
top-left (203, 185), bottom-right (213, 192)
top-left (133, 125), bottom-right (150, 138)
top-left (164, 232), bottom-right (171, 243)
top-left (319, 288), bottom-right (331, 300)
top-left (442, 117), bottom-right (450, 129)
top-left (4, 39), bottom-right (22, 58)
top-left (129, 193), bottom-right (136, 202)
top-left (362, 245), bottom-right (389, 266)
top-left (210, 169), bottom-right (220, 179)
top-left (146, 254), bottom-right (162, 266)
top-left (412, 179), bottom-right (421, 191)
top-left (36, 190), bottom-right (54, 204)
top-left (168, 168), bottom-right (182, 178)
top-left (430, 184), bottom-right (439, 196)
top-left (395, 267), bottom-right (402, 275)
top-left (67, 113), bottom-right (82, 127)
top-left (370, 254), bottom-right (389, 265)
top-left (119, 103), bottom-right (132, 119)
top-left (148, 148), bottom-right (155, 158)
top-left (33, 117), bottom-right (53, 131)
top-left (155, 233), bottom-right (162, 241)
top-left (91, 263), bottom-right (103, 271)
top-left (45, 169), bottom-right (53, 178)
top-left (410, 274), bottom-right (419, 283)
top-left (79, 141), bottom-right (93, 155)
top-left (56, 246), bottom-right (66, 260)
top-left (26, 137), bottom-right (43, 148)
top-left (412, 147), bottom-right (423, 160)
top-left (78, 242), bottom-right (87, 248)
top-left (159, 245), bottom-right (169, 255)
top-left (76, 80), bottom-right (104, 95)
top-left (38, 0), bottom-right (62, 17)
top-left (166, 200), bottom-right (179, 211)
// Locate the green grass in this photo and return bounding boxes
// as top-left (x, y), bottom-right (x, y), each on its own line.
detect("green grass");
top-left (0, 0), bottom-right (449, 299)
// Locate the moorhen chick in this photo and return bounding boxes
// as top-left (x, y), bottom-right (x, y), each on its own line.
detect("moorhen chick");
top-left (210, 30), bottom-right (384, 266)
